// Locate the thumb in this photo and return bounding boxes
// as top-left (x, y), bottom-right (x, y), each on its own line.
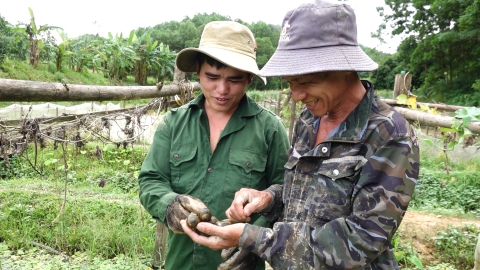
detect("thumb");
top-left (243, 200), bottom-right (258, 216)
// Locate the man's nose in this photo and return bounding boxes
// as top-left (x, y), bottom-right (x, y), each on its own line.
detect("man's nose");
top-left (217, 80), bottom-right (229, 94)
top-left (290, 88), bottom-right (307, 101)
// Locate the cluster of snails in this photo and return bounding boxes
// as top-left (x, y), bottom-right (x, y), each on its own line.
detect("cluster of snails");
top-left (186, 207), bottom-right (233, 229)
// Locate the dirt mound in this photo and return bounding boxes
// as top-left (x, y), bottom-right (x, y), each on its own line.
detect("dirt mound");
top-left (399, 211), bottom-right (480, 264)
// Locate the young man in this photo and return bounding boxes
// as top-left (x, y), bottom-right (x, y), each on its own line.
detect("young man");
top-left (138, 21), bottom-right (289, 270)
top-left (181, 1), bottom-right (420, 269)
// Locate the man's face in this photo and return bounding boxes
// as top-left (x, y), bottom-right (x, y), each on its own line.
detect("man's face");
top-left (196, 62), bottom-right (252, 115)
top-left (283, 71), bottom-right (350, 117)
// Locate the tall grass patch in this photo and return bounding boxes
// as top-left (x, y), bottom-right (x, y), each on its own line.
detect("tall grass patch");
top-left (0, 189), bottom-right (155, 259)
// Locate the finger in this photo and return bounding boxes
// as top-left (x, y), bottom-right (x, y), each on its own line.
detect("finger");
top-left (178, 195), bottom-right (209, 213)
top-left (218, 249), bottom-right (258, 270)
top-left (244, 190), bottom-right (273, 215)
top-left (173, 202), bottom-right (190, 219)
top-left (226, 207), bottom-right (249, 223)
top-left (180, 219), bottom-right (210, 244)
top-left (231, 253), bottom-right (257, 270)
top-left (243, 198), bottom-right (260, 216)
top-left (228, 192), bottom-right (250, 221)
top-left (221, 247), bottom-right (237, 260)
top-left (196, 222), bottom-right (224, 236)
top-left (217, 250), bottom-right (242, 270)
top-left (181, 220), bottom-right (228, 250)
top-left (197, 223), bottom-right (244, 248)
top-left (166, 202), bottom-right (190, 233)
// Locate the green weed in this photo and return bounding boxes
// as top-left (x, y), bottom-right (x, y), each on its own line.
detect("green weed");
top-left (411, 171), bottom-right (480, 216)
top-left (434, 225), bottom-right (478, 269)
top-left (0, 189), bottom-right (155, 260)
top-left (393, 231), bottom-right (424, 269)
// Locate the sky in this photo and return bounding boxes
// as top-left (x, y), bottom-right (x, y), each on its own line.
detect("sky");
top-left (1, 0), bottom-right (402, 54)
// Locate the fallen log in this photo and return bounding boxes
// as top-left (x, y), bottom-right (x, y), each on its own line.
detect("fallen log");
top-left (0, 78), bottom-right (200, 102)
top-left (392, 106), bottom-right (480, 134)
top-left (382, 98), bottom-right (468, 112)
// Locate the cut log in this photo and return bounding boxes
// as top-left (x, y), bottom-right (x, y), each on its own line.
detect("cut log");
top-left (393, 106), bottom-right (480, 134)
top-left (0, 78), bottom-right (200, 102)
top-left (382, 98), bottom-right (467, 112)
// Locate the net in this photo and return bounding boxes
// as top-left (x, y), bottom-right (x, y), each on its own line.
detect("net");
top-left (0, 102), bottom-right (121, 121)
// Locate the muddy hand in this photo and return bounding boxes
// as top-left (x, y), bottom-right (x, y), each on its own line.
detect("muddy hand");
top-left (176, 194), bottom-right (212, 222)
top-left (166, 195), bottom-right (211, 233)
top-left (218, 248), bottom-right (258, 270)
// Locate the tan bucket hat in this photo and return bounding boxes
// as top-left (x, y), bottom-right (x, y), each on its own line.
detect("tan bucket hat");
top-left (176, 21), bottom-right (266, 84)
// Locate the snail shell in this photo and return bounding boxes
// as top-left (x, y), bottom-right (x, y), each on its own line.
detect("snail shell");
top-left (197, 208), bottom-right (212, 222)
top-left (186, 212), bottom-right (199, 228)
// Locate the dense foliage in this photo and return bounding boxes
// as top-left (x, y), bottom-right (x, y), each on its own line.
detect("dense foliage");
top-left (1, 3), bottom-right (479, 101)
top-left (374, 0), bottom-right (480, 105)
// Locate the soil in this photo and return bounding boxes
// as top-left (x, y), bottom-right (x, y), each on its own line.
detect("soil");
top-left (399, 211), bottom-right (480, 265)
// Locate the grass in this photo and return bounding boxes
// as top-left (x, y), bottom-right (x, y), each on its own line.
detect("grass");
top-left (0, 142), bottom-right (157, 269)
top-left (1, 60), bottom-right (479, 269)
top-left (0, 134), bottom-right (479, 269)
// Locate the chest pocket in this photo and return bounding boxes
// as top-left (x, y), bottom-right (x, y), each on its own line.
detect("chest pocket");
top-left (170, 144), bottom-right (198, 194)
top-left (306, 156), bottom-right (367, 226)
top-left (223, 149), bottom-right (267, 197)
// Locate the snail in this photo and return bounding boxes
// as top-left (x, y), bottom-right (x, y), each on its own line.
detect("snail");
top-left (186, 212), bottom-right (233, 230)
top-left (186, 212), bottom-right (200, 228)
top-left (197, 208), bottom-right (212, 222)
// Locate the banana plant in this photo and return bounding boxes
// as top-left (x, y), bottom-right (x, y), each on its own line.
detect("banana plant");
top-left (12, 7), bottom-right (63, 68)
top-left (154, 42), bottom-right (176, 83)
top-left (131, 31), bottom-right (157, 85)
top-left (131, 31), bottom-right (174, 85)
top-left (97, 31), bottom-right (139, 82)
top-left (54, 30), bottom-right (71, 71)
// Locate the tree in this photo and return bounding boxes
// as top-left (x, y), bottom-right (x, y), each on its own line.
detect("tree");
top-left (379, 0), bottom-right (480, 104)
top-left (13, 7), bottom-right (63, 68)
top-left (0, 14), bottom-right (11, 64)
top-left (131, 31), bottom-right (175, 85)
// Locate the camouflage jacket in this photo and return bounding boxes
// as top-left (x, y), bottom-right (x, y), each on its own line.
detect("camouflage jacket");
top-left (239, 81), bottom-right (420, 269)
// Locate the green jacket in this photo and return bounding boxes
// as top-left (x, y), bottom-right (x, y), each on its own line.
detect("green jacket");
top-left (138, 93), bottom-right (290, 270)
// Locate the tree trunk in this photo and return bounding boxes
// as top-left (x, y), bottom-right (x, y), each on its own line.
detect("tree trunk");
top-left (393, 106), bottom-right (480, 134)
top-left (393, 73), bottom-right (413, 98)
top-left (0, 78), bottom-right (200, 102)
top-left (56, 52), bottom-right (62, 72)
top-left (30, 39), bottom-right (39, 68)
top-left (134, 61), bottom-right (147, 85)
top-left (381, 99), bottom-right (468, 112)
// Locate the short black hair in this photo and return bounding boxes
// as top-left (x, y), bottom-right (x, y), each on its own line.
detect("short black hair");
top-left (196, 53), bottom-right (226, 72)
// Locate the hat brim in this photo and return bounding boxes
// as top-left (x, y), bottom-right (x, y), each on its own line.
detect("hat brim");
top-left (259, 46), bottom-right (378, 77)
top-left (176, 47), bottom-right (267, 84)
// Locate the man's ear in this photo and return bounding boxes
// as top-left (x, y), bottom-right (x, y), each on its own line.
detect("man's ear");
top-left (247, 74), bottom-right (253, 85)
top-left (195, 62), bottom-right (200, 78)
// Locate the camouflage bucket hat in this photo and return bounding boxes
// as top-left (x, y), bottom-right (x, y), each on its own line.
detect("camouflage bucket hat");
top-left (176, 21), bottom-right (266, 84)
top-left (260, 0), bottom-right (378, 77)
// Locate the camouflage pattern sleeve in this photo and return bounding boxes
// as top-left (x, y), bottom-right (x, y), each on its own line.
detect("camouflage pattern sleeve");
top-left (258, 184), bottom-right (284, 223)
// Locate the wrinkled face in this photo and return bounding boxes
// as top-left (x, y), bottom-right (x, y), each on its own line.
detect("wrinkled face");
top-left (283, 71), bottom-right (350, 117)
top-left (197, 62), bottom-right (252, 115)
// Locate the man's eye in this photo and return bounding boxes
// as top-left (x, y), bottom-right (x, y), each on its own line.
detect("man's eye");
top-left (299, 79), bottom-right (312, 84)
